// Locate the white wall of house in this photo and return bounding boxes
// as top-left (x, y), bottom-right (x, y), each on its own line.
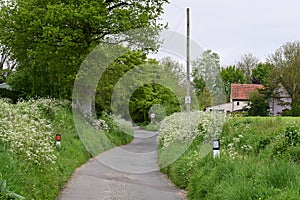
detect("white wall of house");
top-left (206, 103), bottom-right (232, 112)
top-left (232, 100), bottom-right (249, 112)
top-left (206, 101), bottom-right (250, 112)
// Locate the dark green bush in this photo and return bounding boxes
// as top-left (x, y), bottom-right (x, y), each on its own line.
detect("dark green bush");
top-left (0, 88), bottom-right (21, 103)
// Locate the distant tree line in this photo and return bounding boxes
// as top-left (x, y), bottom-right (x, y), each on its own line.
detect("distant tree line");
top-left (192, 41), bottom-right (300, 116)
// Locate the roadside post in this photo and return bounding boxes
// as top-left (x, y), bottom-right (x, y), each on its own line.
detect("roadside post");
top-left (212, 139), bottom-right (220, 158)
top-left (150, 113), bottom-right (156, 124)
top-left (56, 134), bottom-right (61, 147)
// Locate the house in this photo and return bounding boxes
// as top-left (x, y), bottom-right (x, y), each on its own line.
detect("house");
top-left (206, 83), bottom-right (264, 112)
top-left (269, 83), bottom-right (291, 116)
top-left (206, 83), bottom-right (292, 116)
top-left (230, 83), bottom-right (264, 112)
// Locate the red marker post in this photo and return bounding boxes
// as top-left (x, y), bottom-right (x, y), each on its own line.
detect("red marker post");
top-left (56, 134), bottom-right (61, 147)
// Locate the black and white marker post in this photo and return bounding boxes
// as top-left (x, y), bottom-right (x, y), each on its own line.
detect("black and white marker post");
top-left (212, 139), bottom-right (220, 158)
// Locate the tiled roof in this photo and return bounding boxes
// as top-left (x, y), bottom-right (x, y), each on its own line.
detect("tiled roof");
top-left (231, 84), bottom-right (264, 100)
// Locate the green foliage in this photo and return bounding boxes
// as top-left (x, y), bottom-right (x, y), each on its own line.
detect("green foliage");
top-left (101, 114), bottom-right (133, 146)
top-left (268, 41), bottom-right (300, 109)
top-left (0, 44), bottom-right (17, 84)
top-left (149, 104), bottom-right (167, 123)
top-left (248, 90), bottom-right (269, 116)
top-left (96, 51), bottom-right (147, 114)
top-left (0, 0), bottom-right (168, 98)
top-left (220, 65), bottom-right (245, 101)
top-left (291, 99), bottom-right (300, 116)
top-left (0, 88), bottom-right (21, 103)
top-left (252, 62), bottom-right (274, 85)
top-left (192, 50), bottom-right (226, 107)
top-left (0, 173), bottom-right (24, 200)
top-left (129, 83), bottom-right (180, 123)
top-left (236, 53), bottom-right (259, 83)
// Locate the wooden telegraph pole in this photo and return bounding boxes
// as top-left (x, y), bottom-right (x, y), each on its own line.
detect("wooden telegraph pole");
top-left (186, 8), bottom-right (191, 112)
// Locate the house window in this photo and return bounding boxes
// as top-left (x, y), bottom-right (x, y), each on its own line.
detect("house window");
top-left (237, 102), bottom-right (240, 106)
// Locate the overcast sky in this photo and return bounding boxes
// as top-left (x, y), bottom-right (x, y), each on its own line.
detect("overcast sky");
top-left (158, 0), bottom-right (300, 66)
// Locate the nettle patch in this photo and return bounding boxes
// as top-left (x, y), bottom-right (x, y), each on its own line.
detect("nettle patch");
top-left (0, 99), bottom-right (59, 165)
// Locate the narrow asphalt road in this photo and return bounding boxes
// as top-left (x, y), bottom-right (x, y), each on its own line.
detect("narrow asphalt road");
top-left (59, 128), bottom-right (185, 200)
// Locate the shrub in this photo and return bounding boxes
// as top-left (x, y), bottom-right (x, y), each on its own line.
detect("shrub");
top-left (158, 111), bottom-right (226, 149)
top-left (0, 99), bottom-right (57, 165)
top-left (0, 88), bottom-right (21, 103)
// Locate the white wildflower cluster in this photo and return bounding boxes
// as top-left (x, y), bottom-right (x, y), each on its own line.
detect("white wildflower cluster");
top-left (158, 111), bottom-right (226, 149)
top-left (0, 99), bottom-right (58, 165)
top-left (92, 119), bottom-right (109, 131)
top-left (241, 144), bottom-right (253, 151)
top-left (226, 134), bottom-right (253, 159)
top-left (202, 111), bottom-right (226, 144)
top-left (227, 143), bottom-right (238, 159)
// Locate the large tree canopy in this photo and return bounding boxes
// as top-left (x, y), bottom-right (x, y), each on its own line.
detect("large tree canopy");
top-left (0, 0), bottom-right (169, 98)
top-left (236, 53), bottom-right (259, 83)
top-left (192, 50), bottom-right (226, 108)
top-left (268, 41), bottom-right (300, 115)
top-left (0, 44), bottom-right (17, 83)
top-left (220, 65), bottom-right (245, 101)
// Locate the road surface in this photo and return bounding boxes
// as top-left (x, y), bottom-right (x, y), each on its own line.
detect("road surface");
top-left (59, 128), bottom-right (185, 200)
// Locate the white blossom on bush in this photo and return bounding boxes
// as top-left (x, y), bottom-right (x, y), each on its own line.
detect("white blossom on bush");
top-left (0, 99), bottom-right (59, 165)
top-left (158, 111), bottom-right (226, 149)
top-left (92, 119), bottom-right (109, 131)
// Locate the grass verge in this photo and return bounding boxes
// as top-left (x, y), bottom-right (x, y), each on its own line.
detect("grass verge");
top-left (159, 116), bottom-right (300, 199)
top-left (0, 99), bottom-right (133, 199)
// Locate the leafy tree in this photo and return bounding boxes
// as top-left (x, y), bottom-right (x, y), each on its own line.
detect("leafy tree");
top-left (127, 58), bottom-right (184, 123)
top-left (236, 53), bottom-right (259, 83)
top-left (96, 51), bottom-right (147, 114)
top-left (160, 57), bottom-right (185, 85)
top-left (251, 62), bottom-right (274, 86)
top-left (220, 65), bottom-right (245, 101)
top-left (0, 0), bottom-right (169, 98)
top-left (0, 45), bottom-right (17, 83)
top-left (248, 90), bottom-right (269, 116)
top-left (129, 83), bottom-right (180, 123)
top-left (268, 41), bottom-right (300, 115)
top-left (192, 50), bottom-right (226, 108)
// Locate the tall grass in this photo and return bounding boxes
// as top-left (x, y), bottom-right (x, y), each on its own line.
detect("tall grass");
top-left (159, 115), bottom-right (300, 200)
